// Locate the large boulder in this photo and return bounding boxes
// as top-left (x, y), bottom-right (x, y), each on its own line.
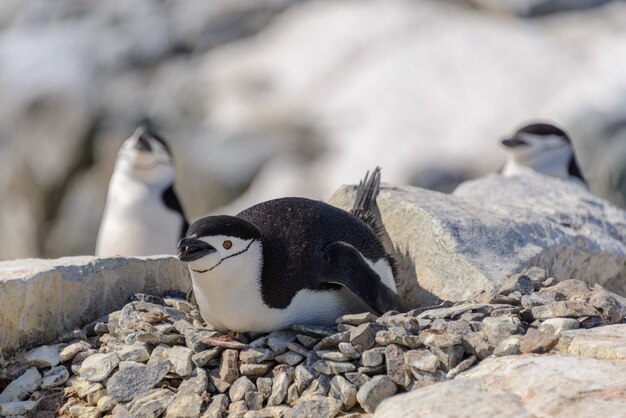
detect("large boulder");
top-left (375, 351), bottom-right (626, 418)
top-left (0, 256), bottom-right (190, 356)
top-left (329, 173), bottom-right (626, 307)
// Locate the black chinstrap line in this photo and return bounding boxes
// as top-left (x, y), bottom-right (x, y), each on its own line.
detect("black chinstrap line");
top-left (191, 238), bottom-right (256, 274)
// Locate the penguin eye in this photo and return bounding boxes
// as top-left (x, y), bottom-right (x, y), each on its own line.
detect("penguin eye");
top-left (223, 240), bottom-right (232, 250)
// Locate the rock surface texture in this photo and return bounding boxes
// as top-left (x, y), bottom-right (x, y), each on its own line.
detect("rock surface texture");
top-left (0, 256), bottom-right (190, 356)
top-left (1, 266), bottom-right (624, 417)
top-left (330, 174), bottom-right (626, 307)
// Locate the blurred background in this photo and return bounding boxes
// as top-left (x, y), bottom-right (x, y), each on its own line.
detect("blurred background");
top-left (1, 0), bottom-right (625, 261)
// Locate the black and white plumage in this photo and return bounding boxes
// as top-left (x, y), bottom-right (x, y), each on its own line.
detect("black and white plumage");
top-left (500, 122), bottom-right (587, 186)
top-left (96, 123), bottom-right (188, 257)
top-left (178, 168), bottom-right (404, 332)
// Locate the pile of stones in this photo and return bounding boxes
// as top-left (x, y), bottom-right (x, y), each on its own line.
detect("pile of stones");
top-left (1, 267), bottom-right (624, 418)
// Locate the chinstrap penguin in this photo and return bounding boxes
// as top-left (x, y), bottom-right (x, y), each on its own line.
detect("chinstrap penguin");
top-left (96, 123), bottom-right (188, 257)
top-left (500, 122), bottom-right (587, 186)
top-left (178, 168), bottom-right (405, 333)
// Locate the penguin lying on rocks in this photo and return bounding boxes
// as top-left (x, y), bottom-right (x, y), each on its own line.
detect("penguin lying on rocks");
top-left (500, 122), bottom-right (587, 187)
top-left (96, 122), bottom-right (188, 257)
top-left (178, 168), bottom-right (406, 332)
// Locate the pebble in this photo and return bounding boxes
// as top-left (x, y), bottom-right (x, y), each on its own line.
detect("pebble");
top-left (404, 349), bottom-right (439, 374)
top-left (446, 355), bottom-right (477, 379)
top-left (482, 316), bottom-right (523, 345)
top-left (349, 324), bottom-right (384, 351)
top-left (315, 332), bottom-right (350, 351)
top-left (336, 312), bottom-right (379, 326)
top-left (539, 318), bottom-right (581, 334)
top-left (329, 375), bottom-right (358, 410)
top-left (79, 352), bottom-right (120, 382)
top-left (267, 330), bottom-right (298, 354)
top-left (205, 394), bottom-right (230, 417)
top-left (96, 395), bottom-right (117, 413)
top-left (0, 400), bottom-right (39, 416)
top-left (361, 350), bottom-right (384, 367)
top-left (60, 341), bottom-right (92, 362)
top-left (126, 388), bottom-right (175, 417)
top-left (191, 347), bottom-right (223, 367)
top-left (219, 349), bottom-right (240, 384)
top-left (178, 368), bottom-right (208, 395)
top-left (114, 343), bottom-right (150, 363)
top-left (41, 366), bottom-right (70, 389)
top-left (267, 370), bottom-right (291, 406)
top-left (240, 362), bottom-right (273, 377)
top-left (256, 377), bottom-right (273, 400)
top-left (531, 301), bottom-right (600, 320)
top-left (23, 345), bottom-right (62, 368)
top-left (499, 274), bottom-right (534, 296)
top-left (296, 334), bottom-right (319, 349)
top-left (301, 376), bottom-right (331, 398)
top-left (287, 395), bottom-right (342, 417)
top-left (165, 392), bottom-right (202, 418)
top-left (314, 360), bottom-right (357, 375)
top-left (69, 404), bottom-right (100, 418)
top-left (287, 383), bottom-right (300, 404)
top-left (316, 350), bottom-right (350, 362)
top-left (493, 335), bottom-right (522, 357)
top-left (338, 342), bottom-right (361, 359)
top-left (245, 391), bottom-right (264, 411)
top-left (375, 331), bottom-right (422, 349)
top-left (106, 361), bottom-right (170, 402)
top-left (461, 332), bottom-right (493, 359)
top-left (356, 375), bottom-right (397, 413)
top-left (291, 324), bottom-right (336, 337)
top-left (0, 367), bottom-right (41, 402)
top-left (230, 377), bottom-right (257, 403)
top-left (229, 399), bottom-right (249, 415)
top-left (384, 345), bottom-right (411, 387)
top-left (294, 366), bottom-right (316, 393)
top-left (286, 342), bottom-right (310, 357)
top-left (520, 329), bottom-right (559, 354)
top-left (344, 372), bottom-right (371, 389)
top-left (275, 351), bottom-right (304, 366)
top-left (240, 347), bottom-right (275, 364)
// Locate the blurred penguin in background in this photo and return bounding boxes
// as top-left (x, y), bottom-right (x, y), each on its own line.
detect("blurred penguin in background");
top-left (500, 122), bottom-right (587, 187)
top-left (96, 122), bottom-right (188, 257)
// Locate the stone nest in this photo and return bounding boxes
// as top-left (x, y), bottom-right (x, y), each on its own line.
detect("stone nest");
top-left (1, 267), bottom-right (625, 418)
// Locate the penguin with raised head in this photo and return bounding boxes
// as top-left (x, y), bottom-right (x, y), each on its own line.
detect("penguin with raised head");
top-left (500, 122), bottom-right (587, 186)
top-left (178, 168), bottom-right (405, 333)
top-left (96, 122), bottom-right (188, 257)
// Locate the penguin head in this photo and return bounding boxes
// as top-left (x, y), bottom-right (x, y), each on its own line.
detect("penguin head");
top-left (116, 124), bottom-right (175, 185)
top-left (178, 215), bottom-right (262, 276)
top-left (501, 123), bottom-right (573, 166)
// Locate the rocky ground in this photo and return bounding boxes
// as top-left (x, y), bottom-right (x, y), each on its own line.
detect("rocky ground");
top-left (1, 267), bottom-right (625, 417)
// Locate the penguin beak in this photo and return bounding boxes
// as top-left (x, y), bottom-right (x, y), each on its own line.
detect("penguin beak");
top-left (501, 136), bottom-right (527, 148)
top-left (178, 238), bottom-right (216, 262)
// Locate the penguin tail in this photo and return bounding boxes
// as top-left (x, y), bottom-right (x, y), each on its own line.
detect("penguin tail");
top-left (351, 167), bottom-right (383, 236)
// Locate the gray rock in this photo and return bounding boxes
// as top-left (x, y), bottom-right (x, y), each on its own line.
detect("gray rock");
top-left (256, 377), bottom-right (273, 400)
top-left (301, 376), bottom-right (332, 398)
top-left (315, 332), bottom-right (350, 351)
top-left (240, 347), bottom-right (275, 364)
top-left (419, 330), bottom-right (463, 349)
top-left (178, 368), bottom-right (208, 395)
top-left (404, 349), bottom-right (439, 374)
top-left (547, 279), bottom-right (592, 300)
top-left (557, 324), bottom-right (626, 360)
top-left (296, 334), bottom-right (320, 349)
top-left (446, 355), bottom-right (477, 379)
top-left (338, 342), bottom-right (361, 360)
top-left (532, 301), bottom-right (600, 320)
top-left (291, 324), bottom-right (336, 337)
top-left (539, 318), bottom-right (581, 335)
top-left (461, 332), bottom-right (493, 359)
top-left (219, 349), bottom-right (240, 384)
top-left (345, 372), bottom-right (371, 389)
top-left (376, 316), bottom-right (422, 333)
top-left (245, 391), bottom-right (264, 411)
top-left (286, 342), bottom-right (310, 357)
top-left (97, 396), bottom-right (117, 413)
top-left (113, 343), bottom-right (151, 363)
top-left (589, 288), bottom-right (626, 324)
top-left (287, 382), bottom-right (300, 404)
top-left (482, 316), bottom-right (524, 346)
top-left (361, 350), bottom-right (384, 367)
top-left (286, 395), bottom-right (342, 418)
top-left (267, 330), bottom-right (298, 354)
top-left (127, 388), bottom-right (175, 418)
top-left (135, 331), bottom-right (184, 346)
top-left (66, 376), bottom-right (103, 399)
top-left (329, 375), bottom-right (358, 410)
top-left (313, 360), bottom-right (357, 375)
top-left (165, 392), bottom-right (202, 418)
top-left (240, 362), bottom-right (273, 377)
top-left (205, 394), bottom-right (230, 418)
top-left (229, 376), bottom-right (257, 402)
top-left (275, 351), bottom-right (304, 366)
top-left (521, 292), bottom-right (560, 309)
top-left (493, 336), bottom-right (522, 357)
top-left (185, 329), bottom-right (222, 353)
top-left (192, 347), bottom-right (223, 367)
top-left (384, 345), bottom-right (411, 387)
top-left (0, 400), bottom-right (39, 416)
top-left (349, 324), bottom-right (384, 351)
top-left (331, 174), bottom-right (626, 306)
top-left (267, 370), bottom-right (291, 406)
top-left (106, 361), bottom-right (170, 402)
top-left (294, 365), bottom-right (317, 393)
top-left (356, 375), bottom-right (397, 414)
top-left (23, 344), bottom-right (62, 368)
top-left (316, 350), bottom-right (349, 362)
top-left (429, 345), bottom-right (464, 372)
top-left (209, 368), bottom-right (232, 393)
top-left (59, 341), bottom-right (92, 362)
top-left (0, 367), bottom-right (41, 402)
top-left (79, 352), bottom-right (120, 382)
top-left (40, 366), bottom-right (70, 389)
top-left (499, 274), bottom-right (534, 296)
top-left (336, 312), bottom-right (378, 326)
top-left (375, 330), bottom-right (421, 349)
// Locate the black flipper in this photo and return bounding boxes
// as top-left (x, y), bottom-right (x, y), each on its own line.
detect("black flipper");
top-left (568, 156), bottom-right (588, 186)
top-left (321, 241), bottom-right (407, 314)
top-left (162, 184), bottom-right (189, 239)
